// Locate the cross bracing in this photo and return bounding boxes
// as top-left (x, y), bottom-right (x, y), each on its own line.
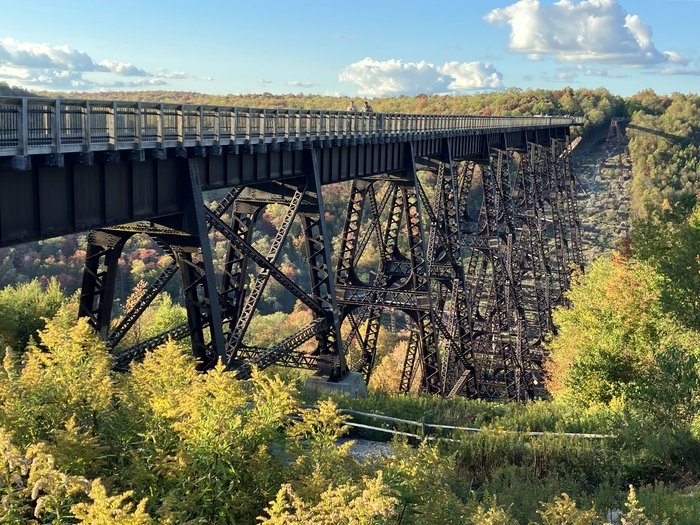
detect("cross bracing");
top-left (0, 97), bottom-right (583, 400)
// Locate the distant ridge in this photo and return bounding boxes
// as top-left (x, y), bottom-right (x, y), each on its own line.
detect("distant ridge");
top-left (0, 81), bottom-right (33, 97)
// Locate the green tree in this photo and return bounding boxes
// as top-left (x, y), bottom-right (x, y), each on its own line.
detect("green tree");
top-left (632, 199), bottom-right (700, 328)
top-left (0, 278), bottom-right (65, 351)
top-left (545, 257), bottom-right (700, 430)
top-left (0, 311), bottom-right (115, 465)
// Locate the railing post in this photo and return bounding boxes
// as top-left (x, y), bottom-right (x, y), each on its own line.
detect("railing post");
top-left (283, 109), bottom-right (290, 142)
top-left (18, 98), bottom-right (28, 156)
top-left (177, 105), bottom-right (184, 147)
top-left (157, 104), bottom-right (164, 148)
top-left (83, 101), bottom-right (91, 151)
top-left (198, 105), bottom-right (204, 145)
top-left (108, 101), bottom-right (116, 150)
top-left (246, 108), bottom-right (251, 142)
top-left (52, 99), bottom-right (62, 154)
top-left (135, 102), bottom-right (142, 148)
top-left (215, 106), bottom-right (221, 145)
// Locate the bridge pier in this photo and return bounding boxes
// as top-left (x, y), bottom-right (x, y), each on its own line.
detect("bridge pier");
top-left (0, 96), bottom-right (583, 400)
top-left (71, 135), bottom-right (582, 400)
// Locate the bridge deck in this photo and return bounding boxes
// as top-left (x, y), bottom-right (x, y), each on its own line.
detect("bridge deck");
top-left (0, 97), bottom-right (583, 249)
top-left (0, 97), bottom-right (582, 157)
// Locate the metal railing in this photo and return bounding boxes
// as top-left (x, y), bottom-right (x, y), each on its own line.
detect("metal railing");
top-left (296, 405), bottom-right (616, 441)
top-left (0, 96), bottom-right (584, 157)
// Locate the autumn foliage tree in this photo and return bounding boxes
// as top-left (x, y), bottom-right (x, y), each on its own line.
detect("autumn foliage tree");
top-left (545, 257), bottom-right (700, 427)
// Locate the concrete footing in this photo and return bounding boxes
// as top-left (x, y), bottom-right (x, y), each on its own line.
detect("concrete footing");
top-left (304, 371), bottom-right (367, 398)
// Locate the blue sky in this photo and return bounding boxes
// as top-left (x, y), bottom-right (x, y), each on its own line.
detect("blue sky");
top-left (1, 0), bottom-right (699, 98)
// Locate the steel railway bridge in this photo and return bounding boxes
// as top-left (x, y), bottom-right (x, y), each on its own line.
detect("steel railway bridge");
top-left (0, 97), bottom-right (584, 400)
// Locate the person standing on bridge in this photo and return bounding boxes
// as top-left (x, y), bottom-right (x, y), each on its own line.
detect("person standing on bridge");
top-left (362, 101), bottom-right (376, 132)
top-left (346, 101), bottom-right (358, 132)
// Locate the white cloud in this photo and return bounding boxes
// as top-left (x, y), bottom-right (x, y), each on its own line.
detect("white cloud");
top-left (0, 65), bottom-right (92, 89)
top-left (554, 71), bottom-right (579, 81)
top-left (156, 68), bottom-right (194, 79)
top-left (258, 78), bottom-right (273, 84)
top-left (286, 81), bottom-right (319, 88)
top-left (0, 37), bottom-right (105, 72)
top-left (338, 57), bottom-right (503, 96)
top-left (439, 61), bottom-right (503, 90)
top-left (99, 60), bottom-right (150, 76)
top-left (0, 64), bottom-right (170, 89)
top-left (560, 64), bottom-right (628, 77)
top-left (0, 37), bottom-right (208, 90)
top-left (155, 69), bottom-right (212, 81)
top-left (110, 79), bottom-right (169, 87)
top-left (484, 0), bottom-right (688, 67)
top-left (333, 35), bottom-right (357, 41)
top-left (656, 67), bottom-right (700, 76)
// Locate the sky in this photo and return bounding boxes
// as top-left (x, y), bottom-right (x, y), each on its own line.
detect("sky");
top-left (1, 0), bottom-right (699, 98)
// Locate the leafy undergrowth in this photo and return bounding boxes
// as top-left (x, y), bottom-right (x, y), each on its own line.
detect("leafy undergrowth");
top-left (0, 302), bottom-right (698, 523)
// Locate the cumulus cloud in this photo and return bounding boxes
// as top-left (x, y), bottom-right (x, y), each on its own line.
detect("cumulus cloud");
top-left (0, 64), bottom-right (170, 89)
top-left (0, 65), bottom-right (90, 89)
top-left (99, 60), bottom-right (150, 76)
top-left (258, 78), bottom-right (273, 84)
top-left (484, 0), bottom-right (688, 67)
top-left (338, 57), bottom-right (503, 96)
top-left (0, 37), bottom-right (105, 72)
top-left (0, 37), bottom-right (208, 90)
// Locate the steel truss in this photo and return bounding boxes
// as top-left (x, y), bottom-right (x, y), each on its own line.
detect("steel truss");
top-left (79, 136), bottom-right (582, 401)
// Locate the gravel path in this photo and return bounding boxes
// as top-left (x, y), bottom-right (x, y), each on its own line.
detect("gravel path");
top-left (337, 438), bottom-right (394, 462)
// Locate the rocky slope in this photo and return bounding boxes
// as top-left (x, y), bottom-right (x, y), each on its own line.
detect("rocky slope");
top-left (574, 125), bottom-right (632, 263)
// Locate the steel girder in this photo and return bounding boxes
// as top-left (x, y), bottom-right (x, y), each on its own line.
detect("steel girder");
top-left (80, 136), bottom-right (582, 401)
top-left (333, 142), bottom-right (443, 394)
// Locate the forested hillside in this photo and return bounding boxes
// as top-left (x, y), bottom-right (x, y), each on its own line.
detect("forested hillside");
top-left (3, 87), bottom-right (700, 522)
top-left (627, 92), bottom-right (700, 215)
top-left (0, 81), bottom-right (33, 96)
